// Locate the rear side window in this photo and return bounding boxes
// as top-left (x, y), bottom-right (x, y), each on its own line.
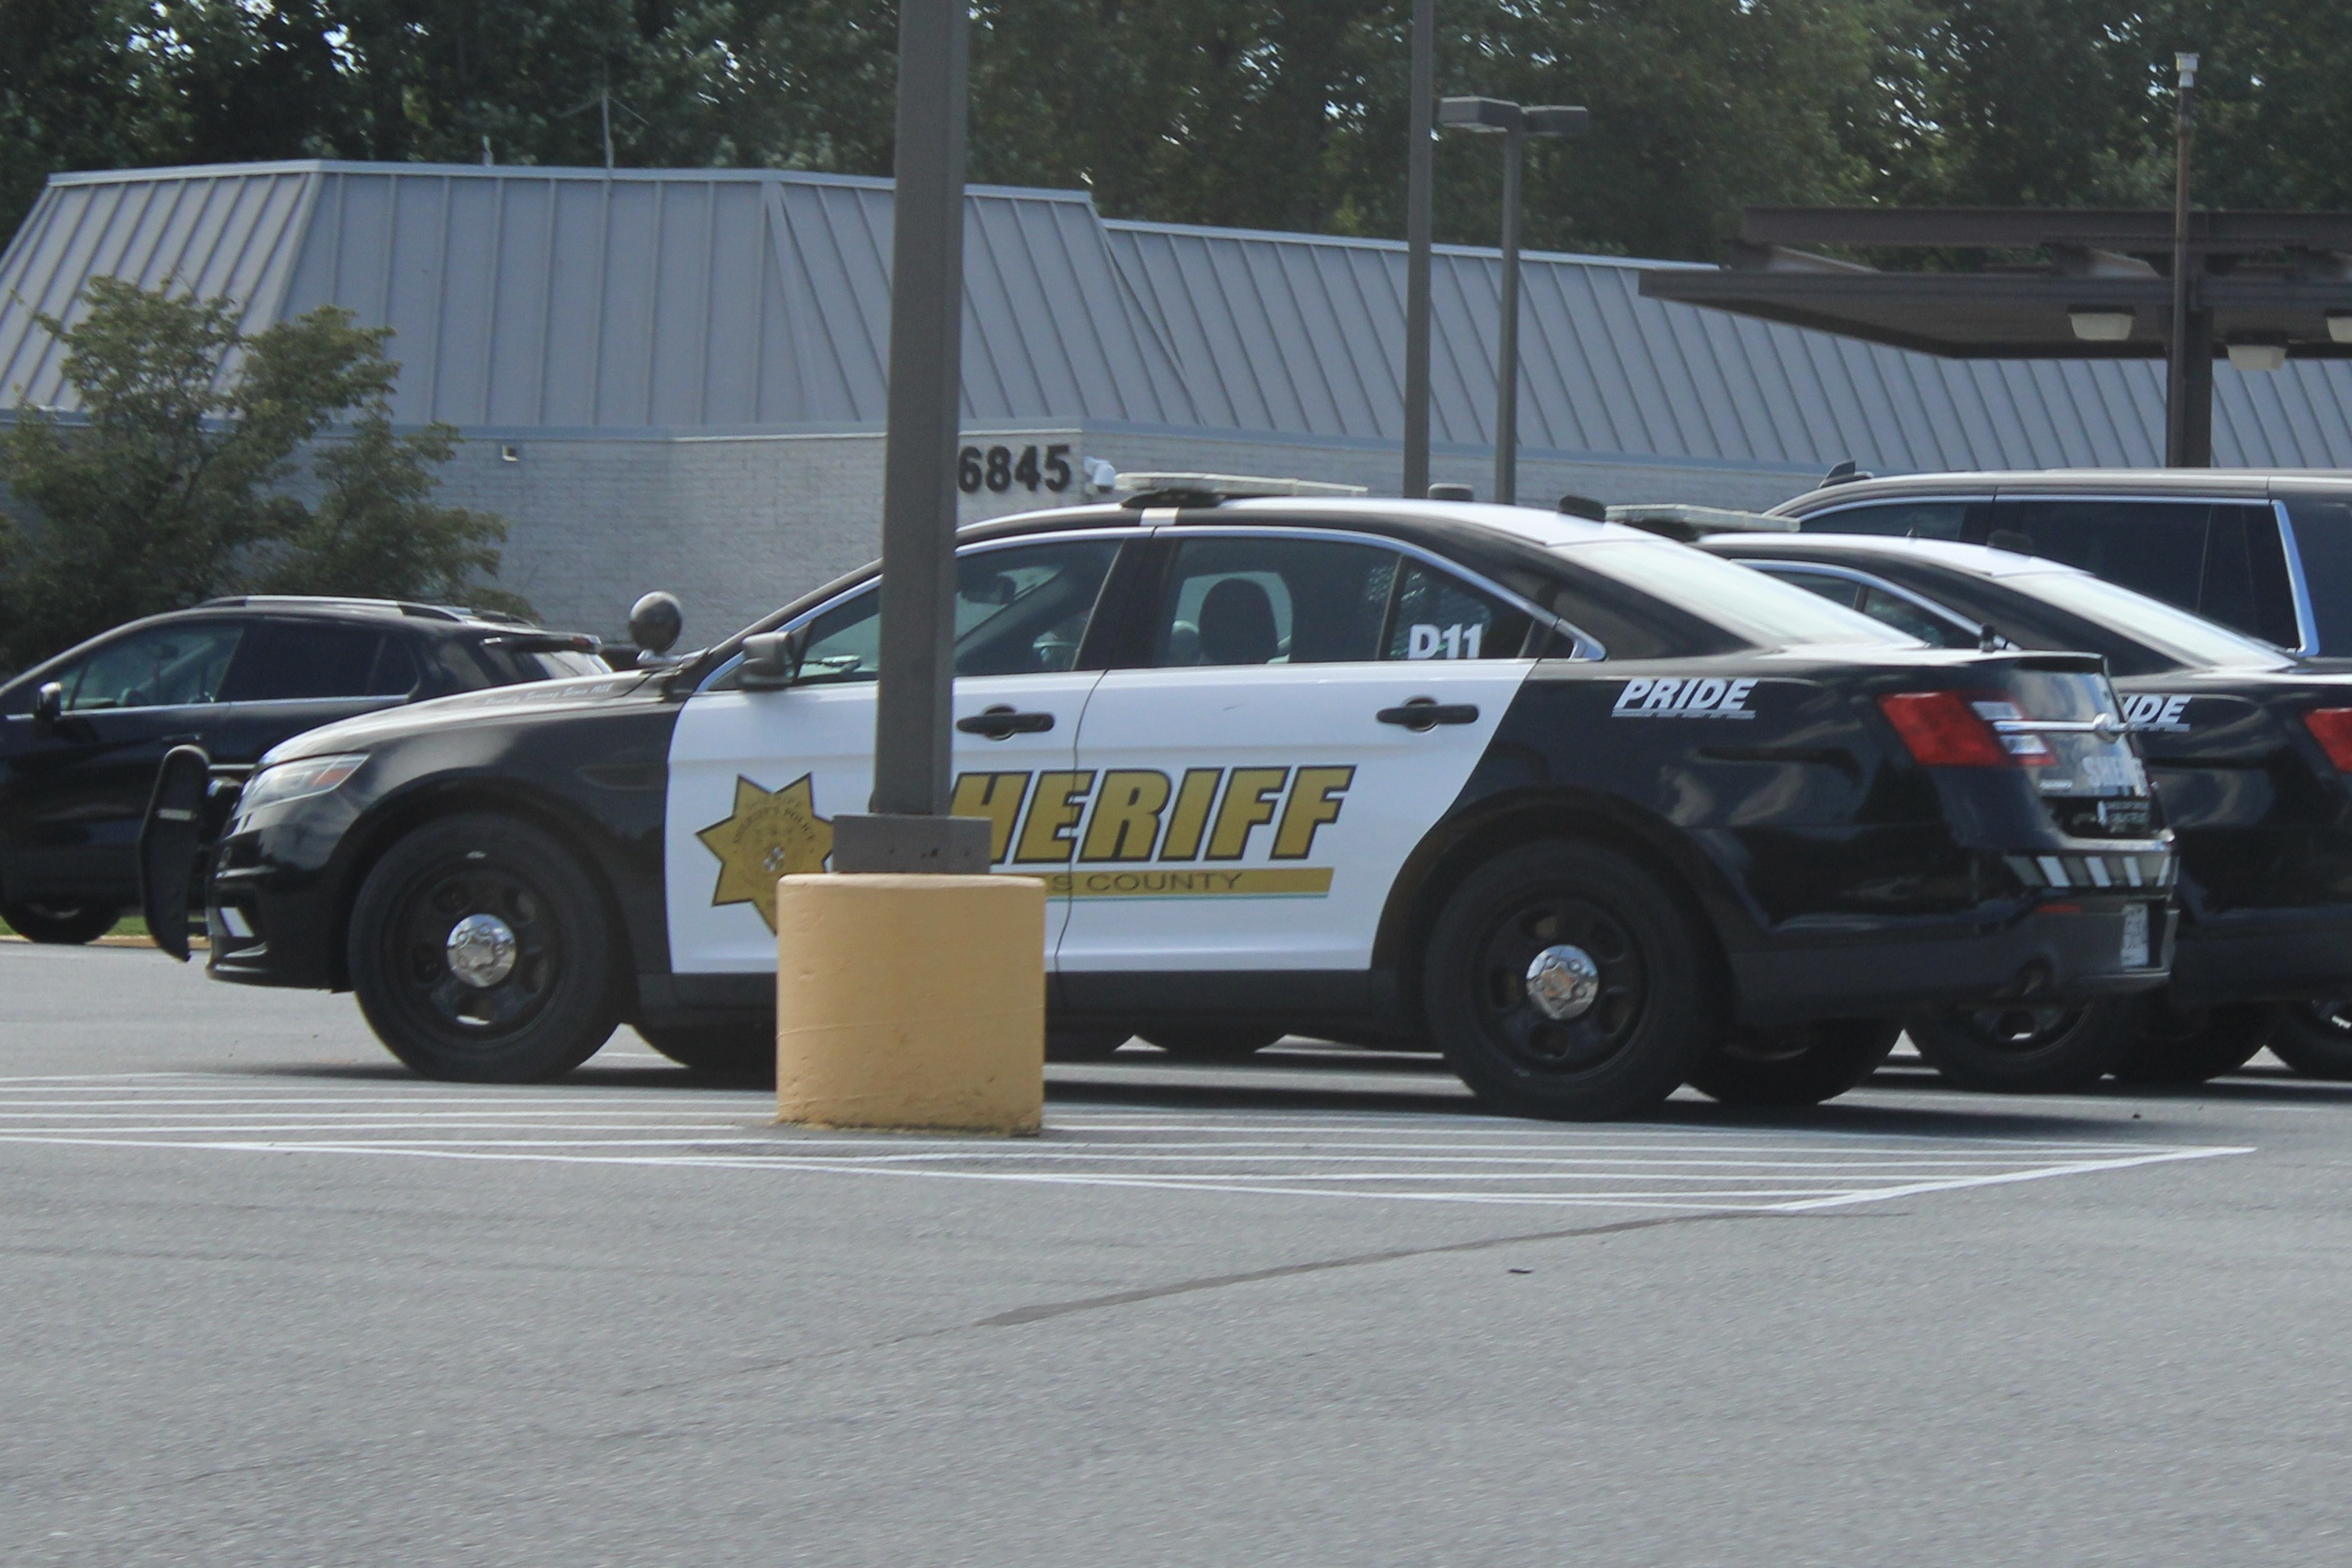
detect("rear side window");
top-left (2286, 495), bottom-right (2352, 657)
top-left (226, 623), bottom-right (417, 700)
top-left (1382, 561), bottom-right (1533, 661)
top-left (1991, 498), bottom-right (2301, 649)
top-left (1150, 537), bottom-right (1398, 667)
top-left (1797, 501), bottom-right (1981, 540)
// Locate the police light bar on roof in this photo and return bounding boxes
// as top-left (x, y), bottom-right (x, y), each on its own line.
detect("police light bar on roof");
top-left (1604, 503), bottom-right (1799, 543)
top-left (1114, 471), bottom-right (1372, 503)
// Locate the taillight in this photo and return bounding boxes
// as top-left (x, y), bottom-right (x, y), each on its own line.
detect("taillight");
top-left (2304, 708), bottom-right (2352, 770)
top-left (1877, 691), bottom-right (2054, 767)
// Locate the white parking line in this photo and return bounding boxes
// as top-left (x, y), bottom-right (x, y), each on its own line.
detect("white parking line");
top-left (0, 1075), bottom-right (2250, 1213)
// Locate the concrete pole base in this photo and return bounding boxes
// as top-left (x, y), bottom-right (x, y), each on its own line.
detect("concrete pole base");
top-left (774, 873), bottom-right (1045, 1135)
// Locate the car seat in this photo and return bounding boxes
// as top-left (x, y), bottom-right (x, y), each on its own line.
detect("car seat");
top-left (1195, 579), bottom-right (1280, 665)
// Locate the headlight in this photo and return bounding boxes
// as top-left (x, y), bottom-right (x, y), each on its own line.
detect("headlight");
top-left (234, 754), bottom-right (370, 818)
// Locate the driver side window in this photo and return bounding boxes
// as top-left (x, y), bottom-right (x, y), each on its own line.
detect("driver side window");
top-left (57, 622), bottom-right (245, 711)
top-left (790, 540), bottom-right (1121, 685)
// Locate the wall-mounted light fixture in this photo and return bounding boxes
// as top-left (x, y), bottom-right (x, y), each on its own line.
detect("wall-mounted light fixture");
top-left (2329, 312), bottom-right (2352, 345)
top-left (500, 445), bottom-right (522, 463)
top-left (2067, 306), bottom-right (2135, 342)
top-left (2225, 336), bottom-right (2288, 372)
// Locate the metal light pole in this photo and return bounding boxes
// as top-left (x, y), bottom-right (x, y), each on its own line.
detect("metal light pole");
top-left (1439, 97), bottom-right (1586, 505)
top-left (1402, 0), bottom-right (1435, 498)
top-left (833, 0), bottom-right (989, 873)
top-left (2164, 50), bottom-right (2208, 467)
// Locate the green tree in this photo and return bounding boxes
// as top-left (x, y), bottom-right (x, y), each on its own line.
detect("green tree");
top-left (0, 277), bottom-right (520, 668)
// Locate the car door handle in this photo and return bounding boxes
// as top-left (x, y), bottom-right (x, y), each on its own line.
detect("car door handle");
top-left (1377, 699), bottom-right (1480, 731)
top-left (956, 706), bottom-right (1055, 740)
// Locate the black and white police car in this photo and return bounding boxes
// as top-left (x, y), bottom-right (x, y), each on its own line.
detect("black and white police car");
top-left (1702, 530), bottom-right (2352, 1089)
top-left (184, 480), bottom-right (2176, 1120)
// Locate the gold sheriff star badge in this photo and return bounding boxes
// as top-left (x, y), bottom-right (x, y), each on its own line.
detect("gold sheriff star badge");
top-left (696, 774), bottom-right (834, 931)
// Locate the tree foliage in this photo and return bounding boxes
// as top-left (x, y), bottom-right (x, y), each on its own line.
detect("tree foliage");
top-left (0, 277), bottom-right (520, 669)
top-left (5, 2), bottom-right (2348, 260)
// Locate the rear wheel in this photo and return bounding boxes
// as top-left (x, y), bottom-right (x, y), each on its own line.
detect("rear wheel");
top-left (2, 899), bottom-right (123, 945)
top-left (347, 814), bottom-right (619, 1082)
top-left (1906, 998), bottom-right (2138, 1093)
top-left (2111, 997), bottom-right (2276, 1085)
top-left (1140, 1026), bottom-right (1284, 1059)
top-left (2266, 997), bottom-right (2352, 1080)
top-left (637, 1022), bottom-right (775, 1082)
top-left (1689, 1019), bottom-right (1901, 1107)
top-left (1423, 840), bottom-right (1717, 1121)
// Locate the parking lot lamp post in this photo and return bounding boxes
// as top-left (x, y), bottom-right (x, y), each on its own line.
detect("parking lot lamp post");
top-left (837, 0), bottom-right (989, 873)
top-left (2165, 51), bottom-right (2206, 468)
top-left (1439, 97), bottom-right (1587, 505)
top-left (1402, 0), bottom-right (1435, 499)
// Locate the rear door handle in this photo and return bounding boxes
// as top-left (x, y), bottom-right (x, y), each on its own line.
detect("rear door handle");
top-left (956, 705), bottom-right (1056, 740)
top-left (1377, 699), bottom-right (1480, 731)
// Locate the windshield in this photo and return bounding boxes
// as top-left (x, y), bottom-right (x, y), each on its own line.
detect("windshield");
top-left (2003, 570), bottom-right (2292, 670)
top-left (1567, 539), bottom-right (1923, 649)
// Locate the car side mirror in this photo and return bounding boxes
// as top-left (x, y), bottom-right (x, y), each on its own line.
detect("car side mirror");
top-left (628, 592), bottom-right (684, 667)
top-left (738, 627), bottom-right (807, 691)
top-left (32, 682), bottom-right (63, 729)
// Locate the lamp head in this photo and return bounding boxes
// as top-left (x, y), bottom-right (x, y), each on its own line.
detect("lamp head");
top-left (1521, 105), bottom-right (1589, 137)
top-left (2176, 51), bottom-right (2199, 88)
top-left (1439, 96), bottom-right (1520, 133)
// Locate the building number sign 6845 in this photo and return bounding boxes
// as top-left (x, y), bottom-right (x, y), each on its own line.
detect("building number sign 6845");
top-left (959, 442), bottom-right (1074, 495)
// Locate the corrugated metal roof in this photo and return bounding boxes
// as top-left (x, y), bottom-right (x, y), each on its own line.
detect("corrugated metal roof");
top-left (2, 159), bottom-right (2348, 471)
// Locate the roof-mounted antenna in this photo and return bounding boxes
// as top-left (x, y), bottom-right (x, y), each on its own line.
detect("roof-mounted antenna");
top-left (1555, 493), bottom-right (1606, 520)
top-left (1819, 459), bottom-right (1872, 488)
top-left (1428, 483), bottom-right (1475, 502)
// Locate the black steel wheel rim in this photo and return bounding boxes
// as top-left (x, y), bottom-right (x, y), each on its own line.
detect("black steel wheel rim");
top-left (1470, 893), bottom-right (1645, 1074)
top-left (387, 856), bottom-right (563, 1043)
top-left (2296, 998), bottom-right (2352, 1037)
top-left (1955, 1006), bottom-right (2080, 1054)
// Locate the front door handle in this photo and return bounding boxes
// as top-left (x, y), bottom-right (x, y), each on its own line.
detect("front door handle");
top-left (956, 705), bottom-right (1056, 740)
top-left (1377, 698), bottom-right (1480, 732)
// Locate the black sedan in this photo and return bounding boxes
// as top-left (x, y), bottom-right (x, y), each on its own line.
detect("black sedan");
top-left (1703, 532), bottom-right (2352, 1088)
top-left (0, 596), bottom-right (601, 943)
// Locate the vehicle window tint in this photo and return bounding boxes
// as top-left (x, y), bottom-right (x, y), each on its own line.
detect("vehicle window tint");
top-left (1797, 501), bottom-right (1972, 540)
top-left (1767, 568), bottom-right (1864, 610)
top-left (1858, 586), bottom-right (1977, 649)
top-left (792, 539), bottom-right (1121, 685)
top-left (1153, 537), bottom-right (1396, 667)
top-left (226, 623), bottom-right (400, 701)
top-left (1994, 501), bottom-right (2210, 614)
top-left (1382, 561), bottom-right (1533, 660)
top-left (57, 622), bottom-right (243, 711)
top-left (1572, 540), bottom-right (1919, 649)
top-left (2202, 504), bottom-right (2302, 649)
top-left (2285, 495), bottom-right (2352, 656)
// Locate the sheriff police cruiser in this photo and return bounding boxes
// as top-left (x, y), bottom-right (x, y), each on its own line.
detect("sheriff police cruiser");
top-left (183, 478), bottom-right (2177, 1120)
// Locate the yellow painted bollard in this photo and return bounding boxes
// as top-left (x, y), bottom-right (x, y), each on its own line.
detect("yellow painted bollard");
top-left (773, 873), bottom-right (1045, 1135)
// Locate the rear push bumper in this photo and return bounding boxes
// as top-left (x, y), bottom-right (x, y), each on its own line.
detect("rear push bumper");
top-left (1730, 891), bottom-right (2176, 1025)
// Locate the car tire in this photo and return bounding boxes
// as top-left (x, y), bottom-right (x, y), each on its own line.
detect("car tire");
top-left (1423, 840), bottom-right (1717, 1121)
top-left (1140, 1026), bottom-right (1285, 1059)
top-left (1688, 1019), bottom-right (1901, 1107)
top-left (2111, 997), bottom-right (2277, 1085)
top-left (1906, 998), bottom-right (2138, 1093)
top-left (2265, 997), bottom-right (2352, 1080)
top-left (1046, 1029), bottom-right (1130, 1062)
top-left (637, 1022), bottom-right (776, 1082)
top-left (348, 813), bottom-right (620, 1082)
top-left (2, 899), bottom-right (124, 945)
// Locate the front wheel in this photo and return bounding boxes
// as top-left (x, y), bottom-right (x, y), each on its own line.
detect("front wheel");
top-left (348, 814), bottom-right (620, 1082)
top-left (2, 899), bottom-right (123, 945)
top-left (1423, 840), bottom-right (1718, 1121)
top-left (1689, 1019), bottom-right (1901, 1107)
top-left (1906, 998), bottom-right (2138, 1093)
top-left (2267, 997), bottom-right (2352, 1080)
top-left (2111, 997), bottom-right (2277, 1085)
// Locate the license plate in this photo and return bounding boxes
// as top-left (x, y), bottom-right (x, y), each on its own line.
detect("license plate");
top-left (2120, 902), bottom-right (2151, 969)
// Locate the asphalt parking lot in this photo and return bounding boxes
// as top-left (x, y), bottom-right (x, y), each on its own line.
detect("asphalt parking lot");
top-left (6, 945), bottom-right (2351, 1566)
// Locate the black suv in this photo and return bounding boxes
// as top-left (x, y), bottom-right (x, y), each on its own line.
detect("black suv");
top-left (1770, 470), bottom-right (2352, 659)
top-left (0, 597), bottom-right (601, 943)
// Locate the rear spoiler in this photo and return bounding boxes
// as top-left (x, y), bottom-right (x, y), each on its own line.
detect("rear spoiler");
top-left (1606, 504), bottom-right (1797, 543)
